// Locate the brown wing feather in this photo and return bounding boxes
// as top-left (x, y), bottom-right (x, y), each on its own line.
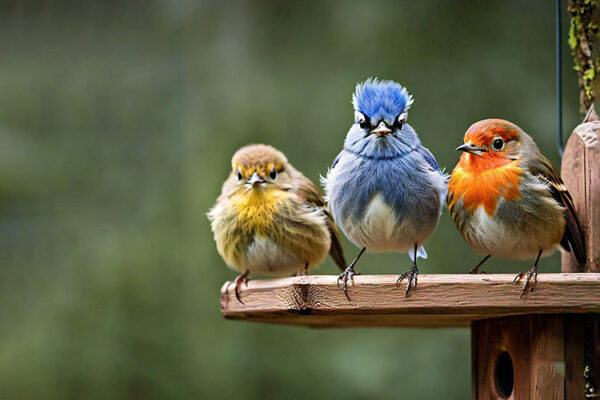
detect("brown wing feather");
top-left (292, 170), bottom-right (347, 271)
top-left (530, 157), bottom-right (586, 266)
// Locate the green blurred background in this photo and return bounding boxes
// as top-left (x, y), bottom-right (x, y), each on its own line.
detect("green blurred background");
top-left (0, 1), bottom-right (584, 399)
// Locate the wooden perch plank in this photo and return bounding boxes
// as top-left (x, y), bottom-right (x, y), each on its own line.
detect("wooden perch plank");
top-left (220, 274), bottom-right (600, 328)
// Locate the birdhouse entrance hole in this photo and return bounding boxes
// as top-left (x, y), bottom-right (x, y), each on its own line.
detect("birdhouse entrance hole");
top-left (494, 351), bottom-right (514, 398)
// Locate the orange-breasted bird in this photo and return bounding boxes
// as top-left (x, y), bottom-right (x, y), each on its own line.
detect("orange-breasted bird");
top-left (208, 144), bottom-right (346, 303)
top-left (447, 119), bottom-right (586, 297)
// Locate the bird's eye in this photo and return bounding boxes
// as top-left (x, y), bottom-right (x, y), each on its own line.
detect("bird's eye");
top-left (355, 111), bottom-right (371, 130)
top-left (394, 112), bottom-right (407, 130)
top-left (269, 168), bottom-right (277, 180)
top-left (491, 138), bottom-right (505, 151)
top-left (237, 168), bottom-right (243, 181)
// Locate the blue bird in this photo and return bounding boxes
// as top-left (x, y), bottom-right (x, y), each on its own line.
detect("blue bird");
top-left (323, 78), bottom-right (448, 298)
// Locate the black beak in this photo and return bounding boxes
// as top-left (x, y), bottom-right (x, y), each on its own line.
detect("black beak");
top-left (456, 143), bottom-right (487, 155)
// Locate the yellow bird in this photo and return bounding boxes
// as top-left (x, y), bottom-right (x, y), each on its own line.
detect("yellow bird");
top-left (208, 144), bottom-right (346, 303)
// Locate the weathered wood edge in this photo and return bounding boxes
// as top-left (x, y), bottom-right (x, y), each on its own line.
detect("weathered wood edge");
top-left (561, 111), bottom-right (600, 272)
top-left (220, 274), bottom-right (600, 328)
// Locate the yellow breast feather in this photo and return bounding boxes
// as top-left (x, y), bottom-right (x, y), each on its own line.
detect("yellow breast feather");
top-left (210, 187), bottom-right (330, 271)
top-left (229, 187), bottom-right (289, 236)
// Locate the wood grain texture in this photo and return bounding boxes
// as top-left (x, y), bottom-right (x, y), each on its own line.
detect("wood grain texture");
top-left (531, 317), bottom-right (565, 400)
top-left (473, 315), bottom-right (600, 400)
top-left (565, 316), bottom-right (587, 400)
top-left (471, 321), bottom-right (479, 399)
top-left (578, 316), bottom-right (600, 399)
top-left (220, 274), bottom-right (600, 328)
top-left (473, 316), bottom-right (566, 400)
top-left (561, 112), bottom-right (600, 272)
top-left (474, 316), bottom-right (532, 399)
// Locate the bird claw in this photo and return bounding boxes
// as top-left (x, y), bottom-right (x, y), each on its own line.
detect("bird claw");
top-left (468, 267), bottom-right (486, 275)
top-left (396, 264), bottom-right (418, 298)
top-left (469, 255), bottom-right (490, 274)
top-left (337, 267), bottom-right (360, 301)
top-left (514, 266), bottom-right (538, 298)
top-left (234, 272), bottom-right (249, 304)
top-left (296, 263), bottom-right (309, 276)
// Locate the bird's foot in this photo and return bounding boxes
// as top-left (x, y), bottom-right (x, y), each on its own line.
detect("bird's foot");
top-left (234, 271), bottom-right (249, 304)
top-left (296, 263), bottom-right (309, 276)
top-left (469, 255), bottom-right (490, 274)
top-left (396, 264), bottom-right (418, 298)
top-left (337, 266), bottom-right (360, 301)
top-left (468, 266), bottom-right (486, 275)
top-left (513, 265), bottom-right (538, 298)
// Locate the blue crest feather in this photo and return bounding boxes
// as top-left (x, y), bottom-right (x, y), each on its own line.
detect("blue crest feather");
top-left (352, 77), bottom-right (413, 122)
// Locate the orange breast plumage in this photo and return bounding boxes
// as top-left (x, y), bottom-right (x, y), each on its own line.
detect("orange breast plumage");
top-left (448, 158), bottom-right (523, 216)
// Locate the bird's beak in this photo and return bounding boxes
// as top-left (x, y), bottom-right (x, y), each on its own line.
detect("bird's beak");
top-left (247, 172), bottom-right (265, 186)
top-left (371, 122), bottom-right (392, 136)
top-left (456, 143), bottom-right (487, 156)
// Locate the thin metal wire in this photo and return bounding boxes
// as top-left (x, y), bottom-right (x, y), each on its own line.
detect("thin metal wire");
top-left (557, 0), bottom-right (564, 158)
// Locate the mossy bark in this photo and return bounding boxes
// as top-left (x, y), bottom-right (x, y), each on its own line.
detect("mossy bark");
top-left (568, 0), bottom-right (600, 113)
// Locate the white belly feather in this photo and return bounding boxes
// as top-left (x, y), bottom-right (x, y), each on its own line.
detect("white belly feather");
top-left (465, 206), bottom-right (561, 260)
top-left (241, 236), bottom-right (305, 276)
top-left (342, 193), bottom-right (426, 253)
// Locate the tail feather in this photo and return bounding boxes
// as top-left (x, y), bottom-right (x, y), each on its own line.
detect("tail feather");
top-left (326, 215), bottom-right (347, 271)
top-left (530, 158), bottom-right (587, 267)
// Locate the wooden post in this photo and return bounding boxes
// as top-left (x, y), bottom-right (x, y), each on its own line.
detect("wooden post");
top-left (563, 109), bottom-right (600, 399)
top-left (561, 107), bottom-right (600, 272)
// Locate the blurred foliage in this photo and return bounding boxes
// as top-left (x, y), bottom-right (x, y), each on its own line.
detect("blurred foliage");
top-left (0, 1), bottom-right (583, 399)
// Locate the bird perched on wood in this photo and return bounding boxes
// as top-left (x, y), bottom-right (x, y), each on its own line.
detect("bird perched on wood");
top-left (323, 78), bottom-right (447, 299)
top-left (447, 119), bottom-right (586, 297)
top-left (208, 144), bottom-right (346, 303)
